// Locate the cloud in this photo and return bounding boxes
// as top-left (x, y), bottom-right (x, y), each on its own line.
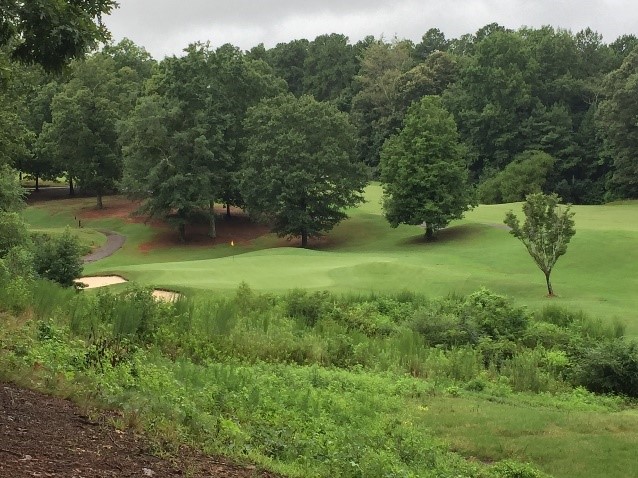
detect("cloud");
top-left (103, 0), bottom-right (638, 59)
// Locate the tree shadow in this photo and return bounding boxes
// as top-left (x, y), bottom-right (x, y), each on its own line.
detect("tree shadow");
top-left (400, 223), bottom-right (489, 246)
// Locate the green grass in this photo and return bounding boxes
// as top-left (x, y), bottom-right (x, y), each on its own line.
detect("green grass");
top-left (14, 188), bottom-right (638, 478)
top-left (425, 394), bottom-right (638, 478)
top-left (22, 185), bottom-right (638, 334)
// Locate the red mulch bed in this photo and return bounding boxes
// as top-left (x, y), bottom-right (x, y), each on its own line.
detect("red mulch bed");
top-left (0, 382), bottom-right (280, 477)
top-left (61, 195), bottom-right (271, 253)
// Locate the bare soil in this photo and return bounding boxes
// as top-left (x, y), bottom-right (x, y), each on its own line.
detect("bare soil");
top-left (0, 382), bottom-right (280, 477)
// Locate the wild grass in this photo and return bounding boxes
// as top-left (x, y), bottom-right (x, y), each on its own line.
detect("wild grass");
top-left (2, 280), bottom-right (638, 477)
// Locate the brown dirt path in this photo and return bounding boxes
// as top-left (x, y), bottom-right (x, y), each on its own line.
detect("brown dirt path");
top-left (0, 382), bottom-right (280, 478)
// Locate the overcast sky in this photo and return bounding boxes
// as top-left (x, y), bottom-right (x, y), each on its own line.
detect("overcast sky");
top-left (103, 0), bottom-right (637, 59)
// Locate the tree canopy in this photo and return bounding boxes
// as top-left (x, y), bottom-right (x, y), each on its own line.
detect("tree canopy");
top-left (597, 47), bottom-right (638, 199)
top-left (0, 0), bottom-right (117, 71)
top-left (120, 43), bottom-right (284, 240)
top-left (242, 94), bottom-right (366, 247)
top-left (379, 96), bottom-right (474, 239)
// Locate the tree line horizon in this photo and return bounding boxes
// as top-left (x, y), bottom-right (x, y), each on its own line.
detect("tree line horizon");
top-left (4, 21), bottom-right (638, 243)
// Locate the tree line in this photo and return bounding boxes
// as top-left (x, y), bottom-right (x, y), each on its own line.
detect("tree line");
top-left (2, 20), bottom-right (638, 245)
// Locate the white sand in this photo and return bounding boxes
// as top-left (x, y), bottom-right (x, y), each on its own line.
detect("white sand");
top-left (76, 276), bottom-right (180, 302)
top-left (75, 275), bottom-right (128, 288)
top-left (152, 290), bottom-right (181, 302)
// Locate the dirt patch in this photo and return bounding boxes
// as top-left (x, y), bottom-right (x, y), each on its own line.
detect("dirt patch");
top-left (25, 186), bottom-right (92, 204)
top-left (0, 382), bottom-right (279, 477)
top-left (138, 209), bottom-right (270, 253)
top-left (70, 197), bottom-right (269, 253)
top-left (30, 192), bottom-right (271, 252)
top-left (76, 276), bottom-right (128, 288)
top-left (78, 196), bottom-right (143, 222)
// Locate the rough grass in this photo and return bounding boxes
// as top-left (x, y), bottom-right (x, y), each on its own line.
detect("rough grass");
top-left (425, 395), bottom-right (638, 478)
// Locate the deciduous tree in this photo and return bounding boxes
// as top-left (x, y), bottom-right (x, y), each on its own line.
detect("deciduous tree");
top-left (242, 94), bottom-right (366, 247)
top-left (504, 193), bottom-right (576, 296)
top-left (379, 96), bottom-right (473, 239)
top-left (0, 0), bottom-right (116, 71)
top-left (597, 47), bottom-right (638, 198)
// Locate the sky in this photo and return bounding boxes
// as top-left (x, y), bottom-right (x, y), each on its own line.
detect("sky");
top-left (103, 0), bottom-right (638, 59)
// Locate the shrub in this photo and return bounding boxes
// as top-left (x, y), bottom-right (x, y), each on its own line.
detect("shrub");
top-left (478, 150), bottom-right (554, 204)
top-left (522, 321), bottom-right (572, 349)
top-left (411, 307), bottom-right (474, 346)
top-left (33, 228), bottom-right (84, 287)
top-left (0, 262), bottom-right (31, 313)
top-left (487, 459), bottom-right (549, 478)
top-left (537, 304), bottom-right (583, 328)
top-left (284, 289), bottom-right (333, 327)
top-left (0, 212), bottom-right (29, 257)
top-left (574, 339), bottom-right (638, 397)
top-left (463, 289), bottom-right (529, 341)
top-left (339, 302), bottom-right (397, 337)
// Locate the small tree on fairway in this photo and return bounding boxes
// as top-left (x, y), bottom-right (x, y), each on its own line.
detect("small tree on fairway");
top-left (379, 95), bottom-right (473, 239)
top-left (504, 193), bottom-right (575, 296)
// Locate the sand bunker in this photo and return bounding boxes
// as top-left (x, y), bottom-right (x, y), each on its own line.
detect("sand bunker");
top-left (152, 289), bottom-right (181, 302)
top-left (76, 276), bottom-right (181, 302)
top-left (76, 275), bottom-right (128, 288)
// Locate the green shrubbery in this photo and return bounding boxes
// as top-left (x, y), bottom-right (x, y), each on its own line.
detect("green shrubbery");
top-left (478, 150), bottom-right (555, 204)
top-left (32, 229), bottom-right (84, 287)
top-left (1, 282), bottom-right (637, 477)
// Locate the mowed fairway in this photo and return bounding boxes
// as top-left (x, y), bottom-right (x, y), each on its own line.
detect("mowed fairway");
top-left (25, 185), bottom-right (638, 333)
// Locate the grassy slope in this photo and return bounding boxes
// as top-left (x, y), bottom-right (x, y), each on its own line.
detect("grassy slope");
top-left (20, 189), bottom-right (638, 478)
top-left (424, 395), bottom-right (638, 478)
top-left (27, 185), bottom-right (635, 334)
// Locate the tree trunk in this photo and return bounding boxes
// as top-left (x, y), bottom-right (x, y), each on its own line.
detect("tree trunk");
top-left (69, 177), bottom-right (74, 196)
top-left (19, 171), bottom-right (22, 181)
top-left (545, 272), bottom-right (554, 296)
top-left (178, 223), bottom-right (186, 243)
top-left (425, 224), bottom-right (435, 241)
top-left (301, 229), bottom-right (308, 248)
top-left (226, 203), bottom-right (231, 219)
top-left (96, 192), bottom-right (103, 209)
top-left (209, 201), bottom-right (217, 238)
top-left (35, 174), bottom-right (39, 192)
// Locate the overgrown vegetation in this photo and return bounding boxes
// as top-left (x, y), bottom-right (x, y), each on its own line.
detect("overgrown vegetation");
top-left (1, 281), bottom-right (636, 477)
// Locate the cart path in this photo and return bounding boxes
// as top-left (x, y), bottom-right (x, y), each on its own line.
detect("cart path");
top-left (83, 230), bottom-right (126, 263)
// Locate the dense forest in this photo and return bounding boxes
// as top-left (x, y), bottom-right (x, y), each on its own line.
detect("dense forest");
top-left (3, 23), bottom-right (638, 239)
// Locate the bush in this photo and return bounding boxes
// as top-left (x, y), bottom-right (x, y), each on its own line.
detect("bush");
top-left (33, 228), bottom-right (84, 287)
top-left (522, 321), bottom-right (572, 349)
top-left (574, 339), bottom-right (638, 397)
top-left (411, 307), bottom-right (475, 346)
top-left (478, 150), bottom-right (555, 204)
top-left (0, 262), bottom-right (31, 313)
top-left (0, 212), bottom-right (29, 257)
top-left (463, 289), bottom-right (529, 341)
top-left (284, 289), bottom-right (333, 327)
top-left (487, 459), bottom-right (549, 478)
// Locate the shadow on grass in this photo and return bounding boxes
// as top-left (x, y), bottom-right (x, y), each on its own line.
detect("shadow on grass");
top-left (401, 223), bottom-right (489, 246)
